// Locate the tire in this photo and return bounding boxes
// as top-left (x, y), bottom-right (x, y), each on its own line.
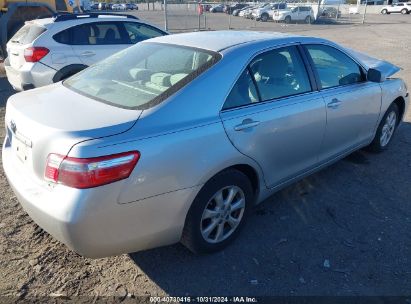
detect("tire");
top-left (401, 9), bottom-right (408, 14)
top-left (305, 15), bottom-right (312, 23)
top-left (367, 103), bottom-right (399, 153)
top-left (261, 13), bottom-right (269, 22)
top-left (381, 9), bottom-right (387, 14)
top-left (181, 169), bottom-right (254, 254)
top-left (284, 16), bottom-right (291, 23)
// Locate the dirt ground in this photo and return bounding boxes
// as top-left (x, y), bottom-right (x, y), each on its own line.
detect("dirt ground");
top-left (0, 14), bottom-right (411, 300)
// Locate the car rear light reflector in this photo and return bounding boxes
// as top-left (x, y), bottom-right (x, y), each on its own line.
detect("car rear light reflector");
top-left (45, 151), bottom-right (140, 189)
top-left (24, 47), bottom-right (49, 62)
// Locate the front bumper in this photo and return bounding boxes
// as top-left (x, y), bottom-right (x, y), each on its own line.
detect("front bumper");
top-left (2, 141), bottom-right (200, 258)
top-left (4, 59), bottom-right (56, 91)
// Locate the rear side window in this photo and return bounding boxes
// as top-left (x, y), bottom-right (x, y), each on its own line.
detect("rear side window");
top-left (54, 22), bottom-right (129, 45)
top-left (10, 23), bottom-right (46, 45)
top-left (223, 46), bottom-right (312, 110)
top-left (249, 46), bottom-right (311, 102)
top-left (305, 44), bottom-right (364, 89)
top-left (53, 28), bottom-right (70, 44)
top-left (123, 22), bottom-right (165, 44)
top-left (224, 69), bottom-right (259, 110)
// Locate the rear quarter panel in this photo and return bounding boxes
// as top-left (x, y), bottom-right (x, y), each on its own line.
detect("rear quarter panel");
top-left (68, 121), bottom-right (265, 205)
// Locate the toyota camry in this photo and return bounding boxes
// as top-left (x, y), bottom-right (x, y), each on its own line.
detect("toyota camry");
top-left (2, 31), bottom-right (409, 258)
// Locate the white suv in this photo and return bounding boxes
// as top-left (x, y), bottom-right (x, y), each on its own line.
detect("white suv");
top-left (272, 6), bottom-right (314, 23)
top-left (4, 13), bottom-right (167, 91)
top-left (381, 3), bottom-right (411, 14)
top-left (252, 3), bottom-right (287, 22)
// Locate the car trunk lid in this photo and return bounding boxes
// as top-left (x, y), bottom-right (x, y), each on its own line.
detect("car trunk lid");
top-left (4, 83), bottom-right (141, 183)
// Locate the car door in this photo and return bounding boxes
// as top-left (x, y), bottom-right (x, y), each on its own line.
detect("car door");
top-left (220, 45), bottom-right (326, 188)
top-left (303, 44), bottom-right (381, 162)
top-left (393, 4), bottom-right (403, 12)
top-left (70, 21), bottom-right (131, 66)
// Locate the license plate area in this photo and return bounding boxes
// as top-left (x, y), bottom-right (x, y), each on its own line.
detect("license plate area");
top-left (11, 132), bottom-right (32, 164)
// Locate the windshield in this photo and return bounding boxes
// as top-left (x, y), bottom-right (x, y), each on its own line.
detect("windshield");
top-left (64, 43), bottom-right (221, 110)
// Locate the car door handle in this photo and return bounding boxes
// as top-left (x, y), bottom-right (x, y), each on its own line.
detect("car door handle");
top-left (234, 119), bottom-right (260, 131)
top-left (327, 98), bottom-right (342, 109)
top-left (80, 51), bottom-right (95, 57)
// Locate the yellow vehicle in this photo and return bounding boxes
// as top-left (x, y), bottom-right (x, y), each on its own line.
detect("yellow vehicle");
top-left (0, 0), bottom-right (82, 59)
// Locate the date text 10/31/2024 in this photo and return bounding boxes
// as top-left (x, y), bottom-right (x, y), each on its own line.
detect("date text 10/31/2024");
top-left (149, 297), bottom-right (258, 303)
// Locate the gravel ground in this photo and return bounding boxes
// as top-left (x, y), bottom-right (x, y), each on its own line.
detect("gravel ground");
top-left (0, 14), bottom-right (410, 300)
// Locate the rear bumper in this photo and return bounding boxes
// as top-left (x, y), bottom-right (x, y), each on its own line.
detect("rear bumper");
top-left (2, 141), bottom-right (200, 258)
top-left (4, 59), bottom-right (56, 91)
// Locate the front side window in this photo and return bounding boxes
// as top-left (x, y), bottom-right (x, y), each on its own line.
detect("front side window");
top-left (223, 46), bottom-right (312, 109)
top-left (123, 22), bottom-right (165, 44)
top-left (305, 44), bottom-right (365, 89)
top-left (64, 43), bottom-right (220, 109)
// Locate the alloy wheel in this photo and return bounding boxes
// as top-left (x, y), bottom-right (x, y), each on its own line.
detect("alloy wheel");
top-left (380, 111), bottom-right (397, 147)
top-left (200, 186), bottom-right (246, 244)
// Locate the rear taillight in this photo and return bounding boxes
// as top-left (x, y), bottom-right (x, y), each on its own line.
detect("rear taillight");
top-left (45, 151), bottom-right (140, 189)
top-left (24, 47), bottom-right (49, 62)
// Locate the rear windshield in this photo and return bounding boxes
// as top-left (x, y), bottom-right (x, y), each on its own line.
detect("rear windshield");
top-left (64, 42), bottom-right (221, 110)
top-left (10, 23), bottom-right (46, 45)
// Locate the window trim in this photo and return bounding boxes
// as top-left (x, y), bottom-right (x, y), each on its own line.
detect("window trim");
top-left (221, 43), bottom-right (315, 112)
top-left (301, 43), bottom-right (368, 92)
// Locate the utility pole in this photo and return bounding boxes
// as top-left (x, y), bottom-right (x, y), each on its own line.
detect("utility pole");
top-left (362, 1), bottom-right (368, 23)
top-left (164, 0), bottom-right (168, 31)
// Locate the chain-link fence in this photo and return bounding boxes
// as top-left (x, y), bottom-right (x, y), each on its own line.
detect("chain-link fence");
top-left (135, 1), bottom-right (385, 32)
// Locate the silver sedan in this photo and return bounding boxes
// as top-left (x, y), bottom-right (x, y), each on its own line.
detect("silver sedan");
top-left (2, 31), bottom-right (409, 258)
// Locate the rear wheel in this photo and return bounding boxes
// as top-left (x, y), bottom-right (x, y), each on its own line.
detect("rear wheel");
top-left (284, 15), bottom-right (292, 23)
top-left (367, 103), bottom-right (399, 153)
top-left (305, 15), bottom-right (312, 23)
top-left (181, 170), bottom-right (253, 254)
top-left (261, 13), bottom-right (269, 22)
top-left (401, 8), bottom-right (408, 14)
top-left (381, 9), bottom-right (388, 14)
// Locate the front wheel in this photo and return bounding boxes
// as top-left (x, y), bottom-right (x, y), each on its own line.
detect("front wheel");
top-left (305, 15), bottom-right (312, 23)
top-left (181, 170), bottom-right (253, 254)
top-left (381, 9), bottom-right (387, 14)
top-left (284, 15), bottom-right (291, 23)
top-left (367, 103), bottom-right (399, 153)
top-left (401, 8), bottom-right (408, 14)
top-left (261, 13), bottom-right (269, 22)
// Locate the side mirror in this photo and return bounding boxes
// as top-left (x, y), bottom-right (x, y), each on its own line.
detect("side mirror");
top-left (367, 68), bottom-right (384, 83)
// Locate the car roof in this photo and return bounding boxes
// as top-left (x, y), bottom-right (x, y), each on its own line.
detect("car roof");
top-left (30, 15), bottom-right (141, 28)
top-left (147, 30), bottom-right (302, 52)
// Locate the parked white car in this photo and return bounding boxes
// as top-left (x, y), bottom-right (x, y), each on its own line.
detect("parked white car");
top-left (272, 6), bottom-right (314, 23)
top-left (245, 3), bottom-right (270, 19)
top-left (4, 13), bottom-right (167, 91)
top-left (111, 3), bottom-right (124, 10)
top-left (381, 3), bottom-right (411, 14)
top-left (252, 2), bottom-right (287, 22)
top-left (239, 6), bottom-right (256, 17)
